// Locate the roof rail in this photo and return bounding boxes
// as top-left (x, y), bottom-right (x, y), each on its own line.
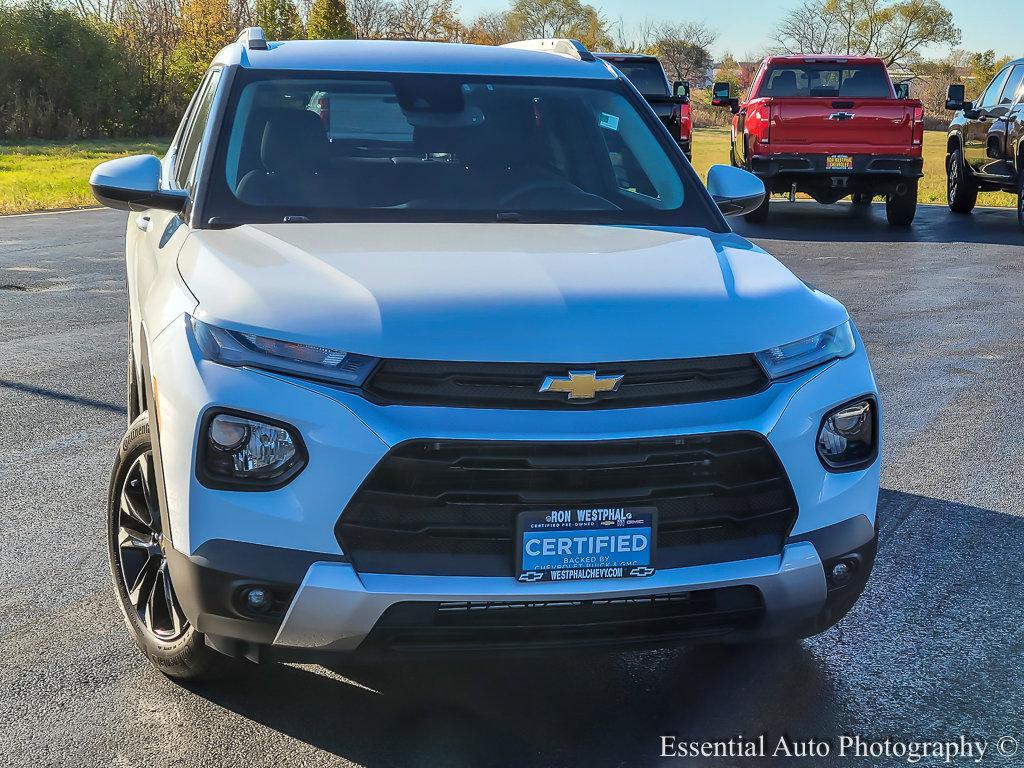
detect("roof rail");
top-left (501, 38), bottom-right (596, 63)
top-left (237, 26), bottom-right (268, 51)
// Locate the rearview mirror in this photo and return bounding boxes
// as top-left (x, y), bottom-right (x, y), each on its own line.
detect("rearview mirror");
top-left (673, 80), bottom-right (690, 101)
top-left (707, 164), bottom-right (765, 217)
top-left (945, 83), bottom-right (967, 112)
top-left (89, 154), bottom-right (187, 213)
top-left (894, 81), bottom-right (911, 100)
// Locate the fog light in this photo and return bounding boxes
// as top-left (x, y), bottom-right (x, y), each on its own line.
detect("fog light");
top-left (817, 398), bottom-right (877, 470)
top-left (244, 587), bottom-right (273, 613)
top-left (830, 561), bottom-right (852, 586)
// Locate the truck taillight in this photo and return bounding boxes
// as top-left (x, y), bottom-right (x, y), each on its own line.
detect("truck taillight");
top-left (912, 105), bottom-right (924, 146)
top-left (748, 101), bottom-right (771, 145)
top-left (679, 103), bottom-right (692, 141)
top-left (317, 96), bottom-right (330, 126)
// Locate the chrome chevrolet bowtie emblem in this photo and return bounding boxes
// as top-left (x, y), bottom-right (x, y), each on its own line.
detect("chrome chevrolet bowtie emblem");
top-left (539, 370), bottom-right (624, 400)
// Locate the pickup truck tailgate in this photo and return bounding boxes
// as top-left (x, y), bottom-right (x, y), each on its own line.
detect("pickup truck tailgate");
top-left (769, 98), bottom-right (918, 152)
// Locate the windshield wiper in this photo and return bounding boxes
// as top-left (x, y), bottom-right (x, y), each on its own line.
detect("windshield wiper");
top-left (496, 212), bottom-right (522, 222)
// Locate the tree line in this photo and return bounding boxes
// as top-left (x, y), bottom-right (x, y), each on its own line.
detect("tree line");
top-left (0, 0), bottom-right (1000, 140)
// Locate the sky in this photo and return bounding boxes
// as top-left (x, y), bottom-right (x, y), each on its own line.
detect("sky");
top-left (456, 0), bottom-right (1020, 60)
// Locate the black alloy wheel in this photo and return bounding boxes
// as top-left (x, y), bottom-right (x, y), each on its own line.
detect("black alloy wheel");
top-left (114, 450), bottom-right (188, 641)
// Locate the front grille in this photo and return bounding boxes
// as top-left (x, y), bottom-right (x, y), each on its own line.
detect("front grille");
top-left (336, 434), bottom-right (797, 576)
top-left (361, 586), bottom-right (765, 652)
top-left (363, 356), bottom-right (768, 409)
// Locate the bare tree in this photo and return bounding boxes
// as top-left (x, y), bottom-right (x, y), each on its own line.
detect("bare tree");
top-left (391, 0), bottom-right (463, 41)
top-left (503, 0), bottom-right (612, 50)
top-left (773, 0), bottom-right (839, 54)
top-left (465, 10), bottom-right (514, 45)
top-left (348, 0), bottom-right (397, 38)
top-left (609, 16), bottom-right (661, 53)
top-left (774, 0), bottom-right (960, 67)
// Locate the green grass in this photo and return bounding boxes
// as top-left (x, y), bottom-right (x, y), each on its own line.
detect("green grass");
top-left (0, 139), bottom-right (168, 215)
top-left (0, 130), bottom-right (1015, 215)
top-left (690, 128), bottom-right (1017, 207)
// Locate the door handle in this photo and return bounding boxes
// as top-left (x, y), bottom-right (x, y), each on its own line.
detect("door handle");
top-left (135, 214), bottom-right (152, 232)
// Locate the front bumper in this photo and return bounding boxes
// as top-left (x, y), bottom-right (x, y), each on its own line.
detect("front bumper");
top-left (151, 314), bottom-right (881, 656)
top-left (166, 514), bottom-right (876, 656)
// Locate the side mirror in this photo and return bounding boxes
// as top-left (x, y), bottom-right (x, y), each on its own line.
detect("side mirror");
top-left (673, 80), bottom-right (690, 101)
top-left (711, 81), bottom-right (740, 113)
top-left (707, 164), bottom-right (765, 217)
top-left (894, 81), bottom-right (911, 100)
top-left (711, 81), bottom-right (732, 106)
top-left (89, 154), bottom-right (187, 213)
top-left (945, 83), bottom-right (967, 112)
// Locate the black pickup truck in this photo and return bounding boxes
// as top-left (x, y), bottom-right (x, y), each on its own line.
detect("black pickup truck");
top-left (594, 52), bottom-right (692, 159)
top-left (945, 59), bottom-right (1024, 227)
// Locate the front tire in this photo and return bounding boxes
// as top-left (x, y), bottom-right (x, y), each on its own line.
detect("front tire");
top-left (851, 192), bottom-right (873, 205)
top-left (107, 413), bottom-right (218, 680)
top-left (947, 147), bottom-right (977, 213)
top-left (886, 180), bottom-right (917, 226)
top-left (1017, 173), bottom-right (1024, 229)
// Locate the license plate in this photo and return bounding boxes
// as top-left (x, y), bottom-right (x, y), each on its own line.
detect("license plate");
top-left (516, 507), bottom-right (656, 582)
top-left (826, 154), bottom-right (854, 171)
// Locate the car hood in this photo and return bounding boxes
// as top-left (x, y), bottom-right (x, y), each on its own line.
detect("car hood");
top-left (177, 223), bottom-right (848, 362)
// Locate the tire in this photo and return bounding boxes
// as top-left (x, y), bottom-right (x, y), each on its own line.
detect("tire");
top-left (886, 180), bottom-right (917, 226)
top-left (1017, 173), bottom-right (1024, 229)
top-left (851, 192), bottom-right (873, 205)
top-left (947, 147), bottom-right (977, 213)
top-left (744, 192), bottom-right (770, 223)
top-left (107, 413), bottom-right (219, 680)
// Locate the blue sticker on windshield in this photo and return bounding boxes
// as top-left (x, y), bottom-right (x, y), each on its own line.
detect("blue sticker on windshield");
top-left (599, 112), bottom-right (620, 131)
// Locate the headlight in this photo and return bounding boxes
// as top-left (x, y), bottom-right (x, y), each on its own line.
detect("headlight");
top-left (198, 410), bottom-right (306, 490)
top-left (191, 317), bottom-right (377, 387)
top-left (817, 398), bottom-right (877, 471)
top-left (756, 321), bottom-right (856, 379)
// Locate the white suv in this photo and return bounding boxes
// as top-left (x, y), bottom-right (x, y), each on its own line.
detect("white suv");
top-left (91, 30), bottom-right (880, 679)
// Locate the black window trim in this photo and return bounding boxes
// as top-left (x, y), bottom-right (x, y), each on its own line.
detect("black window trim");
top-left (173, 67), bottom-right (226, 193)
top-left (980, 65), bottom-right (1014, 110)
top-left (163, 72), bottom-right (210, 193)
top-left (998, 64), bottom-right (1024, 108)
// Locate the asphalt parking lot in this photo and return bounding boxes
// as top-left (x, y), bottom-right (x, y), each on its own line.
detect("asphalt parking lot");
top-left (1, 202), bottom-right (1023, 768)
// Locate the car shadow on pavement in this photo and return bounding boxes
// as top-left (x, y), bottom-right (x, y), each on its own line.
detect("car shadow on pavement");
top-left (183, 488), bottom-right (1024, 768)
top-left (732, 201), bottom-right (1023, 247)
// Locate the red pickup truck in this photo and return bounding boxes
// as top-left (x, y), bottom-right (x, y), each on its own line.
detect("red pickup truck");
top-left (715, 55), bottom-right (924, 225)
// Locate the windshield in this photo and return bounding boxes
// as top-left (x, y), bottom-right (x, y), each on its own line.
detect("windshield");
top-left (756, 63), bottom-right (893, 98)
top-left (203, 71), bottom-right (720, 229)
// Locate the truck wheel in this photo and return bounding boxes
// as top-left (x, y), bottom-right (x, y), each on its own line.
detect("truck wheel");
top-left (108, 413), bottom-right (219, 680)
top-left (744, 193), bottom-right (770, 223)
top-left (1017, 174), bottom-right (1023, 229)
top-left (851, 192), bottom-right (872, 205)
top-left (886, 181), bottom-right (917, 226)
top-left (947, 148), bottom-right (977, 213)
